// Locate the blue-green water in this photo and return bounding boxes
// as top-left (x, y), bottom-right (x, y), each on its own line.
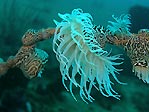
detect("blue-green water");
top-left (0, 0), bottom-right (149, 112)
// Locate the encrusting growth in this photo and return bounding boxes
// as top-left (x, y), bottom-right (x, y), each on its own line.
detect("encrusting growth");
top-left (125, 30), bottom-right (149, 83)
top-left (0, 28), bottom-right (55, 79)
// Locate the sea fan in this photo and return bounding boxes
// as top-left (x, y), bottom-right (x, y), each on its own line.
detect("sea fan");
top-left (53, 8), bottom-right (123, 103)
top-left (107, 14), bottom-right (131, 36)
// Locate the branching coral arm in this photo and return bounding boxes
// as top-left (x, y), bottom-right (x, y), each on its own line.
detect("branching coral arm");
top-left (0, 28), bottom-right (55, 78)
top-left (22, 28), bottom-right (55, 46)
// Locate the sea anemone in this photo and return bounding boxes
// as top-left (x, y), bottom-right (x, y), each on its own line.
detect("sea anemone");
top-left (53, 8), bottom-right (123, 103)
top-left (107, 14), bottom-right (131, 36)
top-left (133, 65), bottom-right (149, 83)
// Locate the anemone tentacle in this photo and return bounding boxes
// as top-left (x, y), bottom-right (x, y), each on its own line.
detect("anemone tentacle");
top-left (53, 8), bottom-right (123, 103)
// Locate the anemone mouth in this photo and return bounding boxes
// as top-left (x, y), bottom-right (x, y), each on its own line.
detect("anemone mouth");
top-left (53, 8), bottom-right (123, 103)
top-left (133, 65), bottom-right (149, 83)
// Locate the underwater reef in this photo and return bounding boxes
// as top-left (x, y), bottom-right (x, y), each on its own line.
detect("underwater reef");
top-left (0, 0), bottom-right (149, 112)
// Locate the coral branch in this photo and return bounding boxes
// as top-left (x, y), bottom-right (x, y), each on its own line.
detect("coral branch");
top-left (22, 28), bottom-right (55, 46)
top-left (0, 28), bottom-right (55, 78)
